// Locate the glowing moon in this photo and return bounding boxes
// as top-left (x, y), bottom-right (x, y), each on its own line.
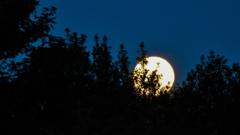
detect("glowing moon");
top-left (133, 56), bottom-right (175, 96)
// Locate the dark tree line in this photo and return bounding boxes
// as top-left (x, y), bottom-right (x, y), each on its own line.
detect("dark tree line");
top-left (1, 1), bottom-right (240, 135)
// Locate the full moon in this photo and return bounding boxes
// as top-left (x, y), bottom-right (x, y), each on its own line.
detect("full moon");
top-left (133, 56), bottom-right (175, 96)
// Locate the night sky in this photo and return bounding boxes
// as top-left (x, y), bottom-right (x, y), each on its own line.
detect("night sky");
top-left (41, 0), bottom-right (240, 83)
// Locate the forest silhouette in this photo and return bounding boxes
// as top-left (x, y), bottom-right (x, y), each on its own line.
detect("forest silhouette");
top-left (1, 1), bottom-right (240, 135)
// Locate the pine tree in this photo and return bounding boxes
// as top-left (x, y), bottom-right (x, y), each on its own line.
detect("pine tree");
top-left (116, 43), bottom-right (130, 87)
top-left (92, 35), bottom-right (114, 88)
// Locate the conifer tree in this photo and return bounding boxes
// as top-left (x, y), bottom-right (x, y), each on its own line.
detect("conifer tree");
top-left (116, 43), bottom-right (130, 87)
top-left (92, 35), bottom-right (114, 89)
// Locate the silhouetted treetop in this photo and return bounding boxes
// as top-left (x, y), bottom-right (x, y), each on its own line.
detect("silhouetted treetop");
top-left (92, 35), bottom-right (114, 85)
top-left (0, 0), bottom-right (56, 57)
top-left (116, 43), bottom-right (130, 86)
top-left (182, 51), bottom-right (232, 97)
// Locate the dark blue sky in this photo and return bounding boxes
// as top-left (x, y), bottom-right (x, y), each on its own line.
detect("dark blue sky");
top-left (41, 0), bottom-right (240, 83)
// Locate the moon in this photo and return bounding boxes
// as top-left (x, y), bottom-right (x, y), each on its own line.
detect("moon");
top-left (133, 56), bottom-right (175, 96)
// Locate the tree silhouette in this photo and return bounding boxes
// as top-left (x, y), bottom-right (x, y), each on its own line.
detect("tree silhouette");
top-left (116, 43), bottom-right (130, 87)
top-left (92, 35), bottom-right (116, 87)
top-left (133, 42), bottom-right (165, 98)
top-left (0, 0), bottom-right (56, 58)
top-left (172, 51), bottom-right (240, 135)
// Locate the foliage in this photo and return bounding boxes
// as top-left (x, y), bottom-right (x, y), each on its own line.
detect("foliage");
top-left (0, 0), bottom-right (56, 57)
top-left (133, 43), bottom-right (165, 97)
top-left (0, 0), bottom-right (56, 82)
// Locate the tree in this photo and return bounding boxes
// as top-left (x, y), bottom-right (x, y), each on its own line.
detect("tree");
top-left (0, 0), bottom-right (56, 58)
top-left (182, 51), bottom-right (231, 99)
top-left (133, 42), bottom-right (165, 98)
top-left (9, 30), bottom-right (92, 134)
top-left (172, 51), bottom-right (240, 135)
top-left (116, 43), bottom-right (130, 87)
top-left (92, 35), bottom-right (116, 90)
top-left (0, 1), bottom-right (56, 134)
top-left (0, 0), bottom-right (56, 84)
